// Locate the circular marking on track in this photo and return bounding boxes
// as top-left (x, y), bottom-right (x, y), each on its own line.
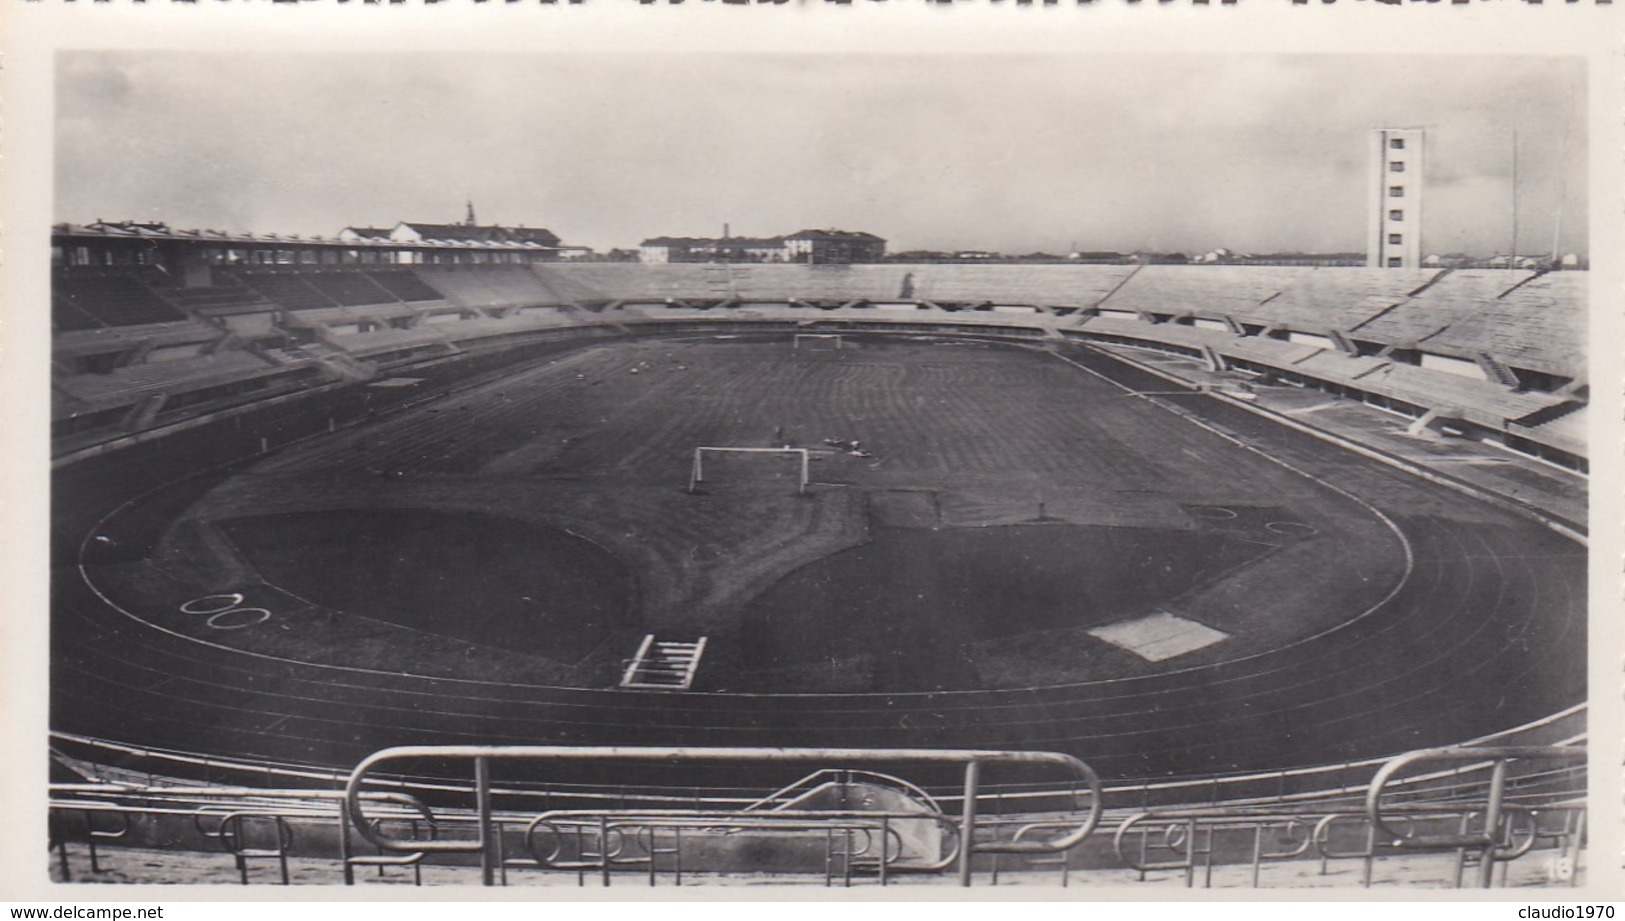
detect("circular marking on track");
top-left (1187, 506), bottom-right (1238, 521)
top-left (180, 594), bottom-right (246, 615)
top-left (1264, 521), bottom-right (1317, 537)
top-left (206, 607), bottom-right (272, 630)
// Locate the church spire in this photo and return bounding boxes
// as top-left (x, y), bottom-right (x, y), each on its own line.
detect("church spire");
top-left (465, 197), bottom-right (477, 226)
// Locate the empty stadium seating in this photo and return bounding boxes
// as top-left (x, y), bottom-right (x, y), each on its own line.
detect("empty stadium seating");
top-left (1348, 270), bottom-right (1530, 346)
top-left (366, 270), bottom-right (447, 303)
top-left (1099, 266), bottom-right (1300, 317)
top-left (1421, 281), bottom-right (1586, 377)
top-left (49, 263), bottom-right (1590, 475)
top-left (907, 264), bottom-right (1139, 307)
top-left (1243, 268), bottom-right (1438, 334)
top-left (56, 350), bottom-right (276, 402)
top-left (238, 273), bottom-right (340, 311)
top-left (414, 266), bottom-right (563, 309)
top-left (54, 275), bottom-right (189, 328)
top-left (539, 264), bottom-right (731, 302)
top-left (305, 271), bottom-right (400, 307)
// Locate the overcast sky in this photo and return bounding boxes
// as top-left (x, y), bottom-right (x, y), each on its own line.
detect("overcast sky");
top-left (56, 52), bottom-right (1586, 257)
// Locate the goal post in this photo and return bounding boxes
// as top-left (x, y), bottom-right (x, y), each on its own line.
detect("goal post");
top-left (689, 446), bottom-right (811, 495)
top-left (793, 333), bottom-right (843, 351)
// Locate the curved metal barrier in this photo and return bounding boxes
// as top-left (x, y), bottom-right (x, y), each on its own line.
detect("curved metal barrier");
top-left (744, 768), bottom-right (945, 814)
top-left (51, 784), bottom-right (438, 886)
top-left (518, 807), bottom-right (961, 887)
top-left (1113, 808), bottom-right (1316, 888)
top-left (47, 804), bottom-right (130, 879)
top-left (345, 744), bottom-right (1103, 886)
top-left (1366, 745), bottom-right (1587, 888)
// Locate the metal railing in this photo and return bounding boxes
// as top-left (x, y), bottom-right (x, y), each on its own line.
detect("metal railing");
top-left (344, 745), bottom-right (1102, 886)
top-left (513, 808), bottom-right (960, 887)
top-left (743, 768), bottom-right (944, 813)
top-left (48, 740), bottom-right (1583, 887)
top-left (1366, 745), bottom-right (1587, 888)
top-left (1313, 805), bottom-right (1585, 888)
top-left (51, 706), bottom-right (1584, 814)
top-left (1114, 807), bottom-right (1318, 888)
top-left (50, 784), bottom-right (439, 885)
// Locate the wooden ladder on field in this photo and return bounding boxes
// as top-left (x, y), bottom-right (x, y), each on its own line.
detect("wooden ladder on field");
top-left (619, 635), bottom-right (708, 691)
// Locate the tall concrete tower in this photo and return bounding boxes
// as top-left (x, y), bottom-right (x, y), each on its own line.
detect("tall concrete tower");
top-left (1367, 128), bottom-right (1424, 268)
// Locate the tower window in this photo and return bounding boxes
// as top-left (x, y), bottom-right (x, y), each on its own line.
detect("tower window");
top-left (1387, 257), bottom-right (1403, 268)
top-left (1389, 233), bottom-right (1403, 245)
top-left (1390, 138), bottom-right (1406, 150)
top-left (1389, 186), bottom-right (1405, 198)
top-left (1389, 209), bottom-right (1404, 221)
top-left (1389, 161), bottom-right (1406, 173)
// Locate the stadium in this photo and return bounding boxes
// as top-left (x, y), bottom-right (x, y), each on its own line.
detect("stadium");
top-left (47, 221), bottom-right (1589, 887)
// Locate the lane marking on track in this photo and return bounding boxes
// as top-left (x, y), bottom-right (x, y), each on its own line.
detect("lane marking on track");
top-left (68, 338), bottom-right (1497, 704)
top-left (1044, 347), bottom-right (1418, 658)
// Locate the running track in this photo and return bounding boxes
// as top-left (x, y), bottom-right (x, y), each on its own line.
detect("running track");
top-left (49, 337), bottom-right (1586, 782)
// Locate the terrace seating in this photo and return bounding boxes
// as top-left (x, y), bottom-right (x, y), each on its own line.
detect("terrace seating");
top-left (544, 264), bottom-right (730, 302)
top-left (277, 303), bottom-right (418, 332)
top-left (53, 293), bottom-right (111, 332)
top-left (1421, 269), bottom-right (1534, 305)
top-left (54, 275), bottom-right (189, 328)
top-left (908, 265), bottom-right (1138, 308)
top-left (1420, 274), bottom-right (1587, 378)
top-left (1211, 335), bottom-right (1328, 368)
top-left (319, 327), bottom-right (454, 360)
top-left (366, 270), bottom-right (447, 303)
top-left (162, 283), bottom-right (277, 314)
top-left (304, 271), bottom-right (401, 307)
top-left (1347, 270), bottom-right (1530, 348)
top-left (525, 266), bottom-right (609, 304)
top-left (53, 351), bottom-right (288, 412)
top-left (1069, 315), bottom-right (1578, 433)
top-left (1101, 266), bottom-right (1301, 317)
top-left (721, 265), bottom-right (913, 302)
top-left (1509, 404), bottom-right (1586, 458)
top-left (237, 273), bottom-right (340, 311)
top-left (1245, 268), bottom-right (1439, 334)
top-left (1281, 352), bottom-right (1569, 427)
top-left (415, 266), bottom-right (564, 310)
top-left (434, 309), bottom-right (588, 344)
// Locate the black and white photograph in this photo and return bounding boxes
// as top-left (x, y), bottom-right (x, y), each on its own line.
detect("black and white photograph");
top-left (5, 4), bottom-right (1619, 900)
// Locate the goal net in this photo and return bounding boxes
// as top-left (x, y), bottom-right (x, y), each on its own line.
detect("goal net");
top-left (793, 333), bottom-right (843, 352)
top-left (689, 447), bottom-right (810, 495)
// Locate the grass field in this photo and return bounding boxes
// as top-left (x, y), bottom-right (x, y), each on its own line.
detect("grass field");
top-left (54, 333), bottom-right (1585, 776)
top-left (122, 335), bottom-right (1403, 693)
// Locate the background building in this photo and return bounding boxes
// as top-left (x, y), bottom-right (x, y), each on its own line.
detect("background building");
top-left (338, 219), bottom-right (564, 263)
top-left (1368, 128), bottom-right (1425, 269)
top-left (641, 229), bottom-right (886, 264)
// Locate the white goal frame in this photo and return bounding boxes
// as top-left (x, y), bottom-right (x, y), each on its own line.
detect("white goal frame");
top-left (793, 333), bottom-right (844, 351)
top-left (689, 446), bottom-right (810, 495)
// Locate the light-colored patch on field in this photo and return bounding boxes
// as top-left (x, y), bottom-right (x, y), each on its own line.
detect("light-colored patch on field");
top-left (1088, 611), bottom-right (1228, 662)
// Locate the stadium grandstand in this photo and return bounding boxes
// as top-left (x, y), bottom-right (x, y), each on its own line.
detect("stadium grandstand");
top-left (49, 221), bottom-right (1589, 888)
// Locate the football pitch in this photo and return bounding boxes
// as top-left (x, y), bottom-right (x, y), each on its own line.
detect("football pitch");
top-left (55, 335), bottom-right (1585, 777)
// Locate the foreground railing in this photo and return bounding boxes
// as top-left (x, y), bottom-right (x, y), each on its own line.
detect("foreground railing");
top-left (1111, 744), bottom-right (1586, 889)
top-left (344, 745), bottom-right (1103, 887)
top-left (507, 808), bottom-right (963, 887)
top-left (1367, 746), bottom-right (1587, 888)
top-left (52, 705), bottom-right (1585, 813)
top-left (49, 741), bottom-right (1583, 887)
top-left (50, 785), bottom-right (438, 885)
